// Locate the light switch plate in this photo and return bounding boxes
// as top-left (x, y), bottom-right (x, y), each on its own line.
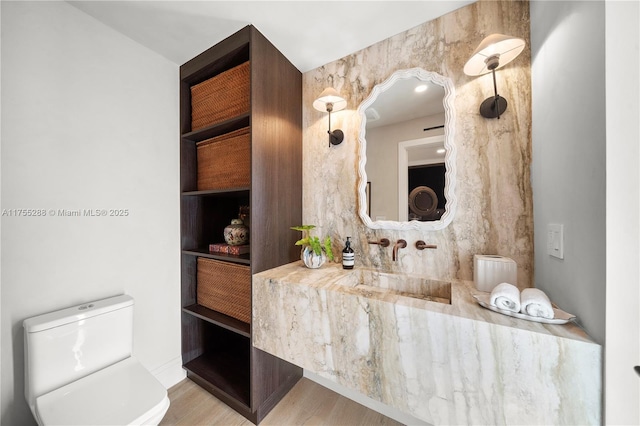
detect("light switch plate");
top-left (547, 223), bottom-right (564, 259)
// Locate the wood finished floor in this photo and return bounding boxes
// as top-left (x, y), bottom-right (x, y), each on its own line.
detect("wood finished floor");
top-left (160, 377), bottom-right (404, 426)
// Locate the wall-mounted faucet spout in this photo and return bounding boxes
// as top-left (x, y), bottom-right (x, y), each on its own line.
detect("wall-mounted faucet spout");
top-left (392, 239), bottom-right (407, 261)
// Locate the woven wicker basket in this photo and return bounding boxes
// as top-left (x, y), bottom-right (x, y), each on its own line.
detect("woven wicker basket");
top-left (190, 61), bottom-right (250, 131)
top-left (197, 257), bottom-right (251, 323)
top-left (196, 126), bottom-right (250, 190)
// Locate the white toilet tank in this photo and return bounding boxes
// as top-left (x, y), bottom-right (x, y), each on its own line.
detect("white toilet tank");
top-left (24, 294), bottom-right (135, 411)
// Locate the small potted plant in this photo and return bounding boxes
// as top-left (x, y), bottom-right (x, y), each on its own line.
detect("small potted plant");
top-left (291, 225), bottom-right (334, 268)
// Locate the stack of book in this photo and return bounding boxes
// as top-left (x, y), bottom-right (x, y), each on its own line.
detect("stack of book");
top-left (209, 243), bottom-right (250, 255)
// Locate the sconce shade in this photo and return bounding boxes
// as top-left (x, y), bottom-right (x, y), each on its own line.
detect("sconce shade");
top-left (464, 33), bottom-right (525, 119)
top-left (313, 87), bottom-right (347, 147)
top-left (313, 87), bottom-right (347, 112)
top-left (463, 34), bottom-right (525, 76)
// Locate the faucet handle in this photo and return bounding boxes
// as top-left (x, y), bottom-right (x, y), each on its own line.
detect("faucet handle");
top-left (368, 238), bottom-right (390, 247)
top-left (416, 240), bottom-right (437, 250)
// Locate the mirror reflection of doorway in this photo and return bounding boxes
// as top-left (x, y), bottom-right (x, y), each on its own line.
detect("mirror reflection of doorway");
top-left (408, 164), bottom-right (445, 221)
top-left (397, 135), bottom-right (446, 221)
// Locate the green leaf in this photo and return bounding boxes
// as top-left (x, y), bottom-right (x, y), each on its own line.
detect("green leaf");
top-left (323, 236), bottom-right (334, 261)
top-left (294, 237), bottom-right (310, 246)
top-left (290, 225), bottom-right (316, 231)
top-left (309, 236), bottom-right (322, 256)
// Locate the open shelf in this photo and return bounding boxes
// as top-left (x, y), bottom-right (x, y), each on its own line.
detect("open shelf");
top-left (183, 304), bottom-right (250, 337)
top-left (182, 187), bottom-right (250, 197)
top-left (183, 327), bottom-right (251, 407)
top-left (180, 193), bottom-right (250, 251)
top-left (182, 113), bottom-right (250, 142)
top-left (180, 42), bottom-right (250, 89)
top-left (182, 248), bottom-right (250, 265)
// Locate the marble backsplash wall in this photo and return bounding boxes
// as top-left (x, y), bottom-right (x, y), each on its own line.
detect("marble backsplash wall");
top-left (302, 0), bottom-right (533, 287)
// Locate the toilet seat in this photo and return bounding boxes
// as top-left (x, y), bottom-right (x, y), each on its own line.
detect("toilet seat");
top-left (35, 357), bottom-right (169, 426)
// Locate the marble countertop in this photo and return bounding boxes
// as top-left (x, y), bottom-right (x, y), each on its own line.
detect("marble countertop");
top-left (254, 261), bottom-right (595, 344)
top-left (253, 261), bottom-right (601, 425)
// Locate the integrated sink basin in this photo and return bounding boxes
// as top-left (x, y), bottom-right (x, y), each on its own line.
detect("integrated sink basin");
top-left (335, 268), bottom-right (451, 304)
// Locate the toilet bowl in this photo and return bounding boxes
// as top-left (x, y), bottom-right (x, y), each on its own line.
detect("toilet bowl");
top-left (35, 357), bottom-right (169, 425)
top-left (23, 295), bottom-right (170, 425)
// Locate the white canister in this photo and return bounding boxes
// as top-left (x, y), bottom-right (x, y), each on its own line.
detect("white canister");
top-left (473, 255), bottom-right (518, 292)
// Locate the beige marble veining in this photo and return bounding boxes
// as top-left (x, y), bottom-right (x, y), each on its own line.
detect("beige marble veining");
top-left (302, 0), bottom-right (533, 288)
top-left (267, 2), bottom-right (590, 424)
top-left (252, 262), bottom-right (601, 425)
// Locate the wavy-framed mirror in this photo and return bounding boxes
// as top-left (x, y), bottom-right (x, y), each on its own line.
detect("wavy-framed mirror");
top-left (357, 68), bottom-right (457, 231)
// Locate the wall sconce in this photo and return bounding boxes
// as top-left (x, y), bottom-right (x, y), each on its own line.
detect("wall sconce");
top-left (313, 87), bottom-right (347, 147)
top-left (464, 33), bottom-right (525, 119)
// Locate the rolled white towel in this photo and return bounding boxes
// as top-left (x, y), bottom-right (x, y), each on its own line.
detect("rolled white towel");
top-left (489, 282), bottom-right (521, 313)
top-left (520, 288), bottom-right (554, 319)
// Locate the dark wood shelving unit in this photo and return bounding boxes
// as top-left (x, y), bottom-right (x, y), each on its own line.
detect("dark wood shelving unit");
top-left (180, 25), bottom-right (302, 424)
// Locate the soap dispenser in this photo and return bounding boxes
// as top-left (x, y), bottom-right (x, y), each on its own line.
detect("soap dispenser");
top-left (342, 237), bottom-right (354, 269)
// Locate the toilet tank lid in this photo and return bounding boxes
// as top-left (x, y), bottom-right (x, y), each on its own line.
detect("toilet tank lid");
top-left (24, 294), bottom-right (134, 333)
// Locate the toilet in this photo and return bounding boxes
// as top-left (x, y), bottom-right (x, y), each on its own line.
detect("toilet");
top-left (23, 294), bottom-right (170, 425)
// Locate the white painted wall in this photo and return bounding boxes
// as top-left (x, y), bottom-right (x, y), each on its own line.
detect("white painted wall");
top-left (1, 2), bottom-right (182, 424)
top-left (532, 1), bottom-right (640, 422)
top-left (0, 0), bottom-right (3, 414)
top-left (605, 1), bottom-right (640, 424)
top-left (530, 0), bottom-right (606, 344)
